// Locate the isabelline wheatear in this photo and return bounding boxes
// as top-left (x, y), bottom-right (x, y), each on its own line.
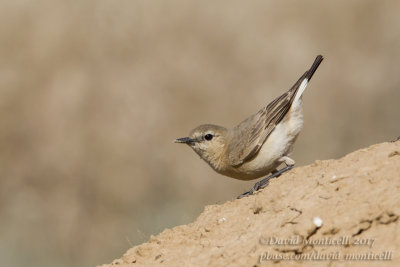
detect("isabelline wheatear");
top-left (175, 55), bottom-right (324, 198)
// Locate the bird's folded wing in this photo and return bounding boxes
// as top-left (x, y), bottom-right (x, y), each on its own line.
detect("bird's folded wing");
top-left (227, 55), bottom-right (323, 166)
top-left (227, 72), bottom-right (307, 166)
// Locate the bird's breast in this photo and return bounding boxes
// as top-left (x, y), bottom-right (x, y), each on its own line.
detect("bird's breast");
top-left (228, 105), bottom-right (304, 180)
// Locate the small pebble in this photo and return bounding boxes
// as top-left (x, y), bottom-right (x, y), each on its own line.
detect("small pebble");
top-left (218, 217), bottom-right (227, 224)
top-left (313, 216), bottom-right (323, 228)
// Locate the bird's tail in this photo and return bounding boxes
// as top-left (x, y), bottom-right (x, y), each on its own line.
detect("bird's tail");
top-left (293, 55), bottom-right (324, 103)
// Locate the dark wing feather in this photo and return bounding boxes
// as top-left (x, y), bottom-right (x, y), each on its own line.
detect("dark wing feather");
top-left (227, 55), bottom-right (323, 166)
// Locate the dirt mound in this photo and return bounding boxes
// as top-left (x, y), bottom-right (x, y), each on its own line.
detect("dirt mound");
top-left (100, 141), bottom-right (400, 267)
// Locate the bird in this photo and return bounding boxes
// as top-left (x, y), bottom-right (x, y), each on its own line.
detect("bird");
top-left (175, 55), bottom-right (324, 198)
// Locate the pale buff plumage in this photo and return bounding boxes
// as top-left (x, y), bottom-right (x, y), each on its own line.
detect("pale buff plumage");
top-left (176, 55), bottom-right (323, 185)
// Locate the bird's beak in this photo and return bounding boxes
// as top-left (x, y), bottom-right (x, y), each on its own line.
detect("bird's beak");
top-left (174, 137), bottom-right (194, 144)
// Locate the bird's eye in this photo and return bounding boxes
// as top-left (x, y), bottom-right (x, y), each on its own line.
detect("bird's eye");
top-left (204, 134), bottom-right (213, 141)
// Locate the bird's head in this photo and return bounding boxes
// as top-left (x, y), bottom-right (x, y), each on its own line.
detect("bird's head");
top-left (175, 124), bottom-right (228, 170)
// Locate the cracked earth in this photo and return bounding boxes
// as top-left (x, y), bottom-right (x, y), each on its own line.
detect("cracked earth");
top-left (100, 140), bottom-right (400, 267)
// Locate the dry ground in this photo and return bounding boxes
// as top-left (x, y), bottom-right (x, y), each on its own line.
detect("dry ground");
top-left (100, 140), bottom-right (400, 267)
top-left (2, 2), bottom-right (400, 266)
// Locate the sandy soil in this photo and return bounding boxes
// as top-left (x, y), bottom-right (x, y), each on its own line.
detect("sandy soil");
top-left (100, 140), bottom-right (400, 267)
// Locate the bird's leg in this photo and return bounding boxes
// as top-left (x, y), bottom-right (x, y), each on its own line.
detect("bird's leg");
top-left (237, 164), bottom-right (294, 199)
top-left (391, 136), bottom-right (400, 142)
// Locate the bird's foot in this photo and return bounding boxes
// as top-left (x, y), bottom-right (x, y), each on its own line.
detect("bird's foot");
top-left (237, 164), bottom-right (294, 199)
top-left (391, 136), bottom-right (400, 142)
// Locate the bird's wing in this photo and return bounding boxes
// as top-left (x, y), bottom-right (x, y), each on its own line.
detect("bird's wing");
top-left (227, 55), bottom-right (323, 166)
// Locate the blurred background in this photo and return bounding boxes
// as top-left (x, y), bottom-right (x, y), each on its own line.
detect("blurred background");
top-left (1, 0), bottom-right (399, 266)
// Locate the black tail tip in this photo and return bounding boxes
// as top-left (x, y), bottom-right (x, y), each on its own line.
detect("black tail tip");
top-left (306, 55), bottom-right (324, 81)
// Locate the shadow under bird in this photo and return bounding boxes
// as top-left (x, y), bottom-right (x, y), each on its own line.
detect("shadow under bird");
top-left (175, 55), bottom-right (324, 198)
